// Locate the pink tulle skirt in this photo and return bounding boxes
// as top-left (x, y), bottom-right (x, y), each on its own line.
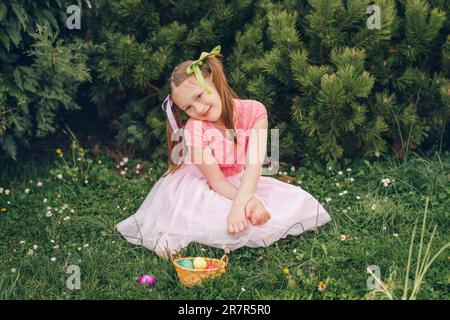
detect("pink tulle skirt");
top-left (115, 163), bottom-right (331, 257)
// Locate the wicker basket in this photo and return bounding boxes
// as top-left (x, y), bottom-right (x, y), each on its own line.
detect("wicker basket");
top-left (172, 255), bottom-right (229, 287)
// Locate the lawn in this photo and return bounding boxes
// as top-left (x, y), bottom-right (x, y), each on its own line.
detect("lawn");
top-left (0, 143), bottom-right (448, 300)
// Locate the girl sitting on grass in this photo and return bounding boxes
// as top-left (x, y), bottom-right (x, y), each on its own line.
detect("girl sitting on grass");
top-left (115, 45), bottom-right (331, 259)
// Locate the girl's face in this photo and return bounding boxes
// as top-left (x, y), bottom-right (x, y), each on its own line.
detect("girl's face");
top-left (171, 74), bottom-right (222, 123)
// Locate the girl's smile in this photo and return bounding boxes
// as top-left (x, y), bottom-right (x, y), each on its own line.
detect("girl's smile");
top-left (202, 105), bottom-right (212, 118)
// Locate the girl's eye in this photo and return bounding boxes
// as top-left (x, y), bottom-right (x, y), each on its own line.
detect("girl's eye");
top-left (185, 93), bottom-right (203, 111)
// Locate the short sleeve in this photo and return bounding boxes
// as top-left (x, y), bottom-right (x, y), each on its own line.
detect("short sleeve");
top-left (183, 118), bottom-right (209, 148)
top-left (251, 100), bottom-right (268, 127)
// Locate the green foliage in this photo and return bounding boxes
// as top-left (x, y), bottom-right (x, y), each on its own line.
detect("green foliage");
top-left (0, 25), bottom-right (91, 160)
top-left (0, 1), bottom-right (91, 160)
top-left (1, 0), bottom-right (449, 164)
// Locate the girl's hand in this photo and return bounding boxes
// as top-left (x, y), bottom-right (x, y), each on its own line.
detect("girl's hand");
top-left (226, 203), bottom-right (249, 235)
top-left (245, 196), bottom-right (271, 225)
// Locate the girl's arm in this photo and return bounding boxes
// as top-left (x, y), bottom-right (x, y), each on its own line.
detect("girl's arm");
top-left (191, 144), bottom-right (239, 199)
top-left (192, 117), bottom-right (268, 204)
top-left (195, 118), bottom-right (268, 234)
top-left (207, 118), bottom-right (268, 203)
top-left (232, 118), bottom-right (268, 207)
top-left (209, 178), bottom-right (239, 200)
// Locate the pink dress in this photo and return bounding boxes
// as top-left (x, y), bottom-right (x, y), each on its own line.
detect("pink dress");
top-left (115, 99), bottom-right (331, 257)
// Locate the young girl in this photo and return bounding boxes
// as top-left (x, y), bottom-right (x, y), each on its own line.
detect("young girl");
top-left (115, 45), bottom-right (331, 259)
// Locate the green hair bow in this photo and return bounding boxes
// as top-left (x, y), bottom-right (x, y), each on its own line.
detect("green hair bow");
top-left (185, 45), bottom-right (221, 95)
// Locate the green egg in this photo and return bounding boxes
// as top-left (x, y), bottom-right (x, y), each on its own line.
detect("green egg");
top-left (178, 259), bottom-right (194, 269)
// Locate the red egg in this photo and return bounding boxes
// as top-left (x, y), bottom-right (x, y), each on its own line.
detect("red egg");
top-left (205, 263), bottom-right (218, 269)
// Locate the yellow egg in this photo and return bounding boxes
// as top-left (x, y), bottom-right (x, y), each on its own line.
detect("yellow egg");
top-left (193, 257), bottom-right (207, 269)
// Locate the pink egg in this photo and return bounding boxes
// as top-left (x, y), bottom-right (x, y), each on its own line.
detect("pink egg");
top-left (205, 263), bottom-right (218, 269)
top-left (138, 274), bottom-right (157, 287)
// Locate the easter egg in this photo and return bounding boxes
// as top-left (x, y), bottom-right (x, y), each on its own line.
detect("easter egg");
top-left (205, 263), bottom-right (218, 269)
top-left (193, 257), bottom-right (207, 269)
top-left (178, 259), bottom-right (194, 269)
top-left (138, 274), bottom-right (157, 287)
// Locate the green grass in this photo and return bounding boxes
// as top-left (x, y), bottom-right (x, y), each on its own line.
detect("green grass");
top-left (0, 144), bottom-right (449, 300)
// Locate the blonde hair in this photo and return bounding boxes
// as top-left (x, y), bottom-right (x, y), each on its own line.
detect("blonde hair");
top-left (162, 53), bottom-right (240, 177)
